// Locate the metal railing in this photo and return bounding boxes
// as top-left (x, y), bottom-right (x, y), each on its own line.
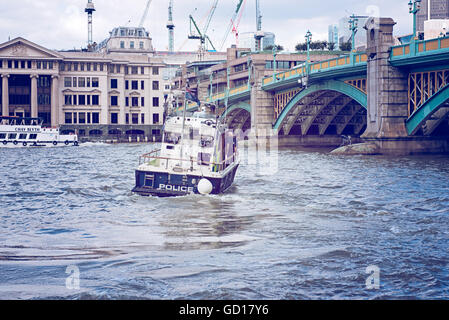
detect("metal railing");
top-left (262, 52), bottom-right (368, 87)
top-left (139, 148), bottom-right (238, 173)
top-left (390, 35), bottom-right (449, 60)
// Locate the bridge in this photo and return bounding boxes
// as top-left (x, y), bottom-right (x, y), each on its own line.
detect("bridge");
top-left (183, 17), bottom-right (449, 154)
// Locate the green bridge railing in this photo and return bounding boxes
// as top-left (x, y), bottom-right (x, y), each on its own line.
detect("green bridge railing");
top-left (262, 52), bottom-right (368, 88)
top-left (390, 35), bottom-right (449, 61)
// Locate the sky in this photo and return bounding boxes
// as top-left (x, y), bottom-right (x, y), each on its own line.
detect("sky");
top-left (0, 0), bottom-right (413, 52)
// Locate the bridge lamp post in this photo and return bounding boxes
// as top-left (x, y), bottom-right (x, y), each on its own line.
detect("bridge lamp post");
top-left (305, 30), bottom-right (312, 64)
top-left (348, 15), bottom-right (358, 54)
top-left (409, 0), bottom-right (422, 40)
top-left (272, 45), bottom-right (278, 82)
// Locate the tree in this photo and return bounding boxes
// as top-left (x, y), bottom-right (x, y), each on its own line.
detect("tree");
top-left (295, 42), bottom-right (307, 52)
top-left (339, 40), bottom-right (352, 52)
top-left (328, 42), bottom-right (336, 51)
top-left (264, 44), bottom-right (284, 52)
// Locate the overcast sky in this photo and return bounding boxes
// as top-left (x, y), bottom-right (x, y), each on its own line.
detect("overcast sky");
top-left (0, 0), bottom-right (413, 52)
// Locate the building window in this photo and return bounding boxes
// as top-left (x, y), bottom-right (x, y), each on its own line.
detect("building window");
top-left (139, 42), bottom-right (144, 49)
top-left (132, 67), bottom-right (138, 74)
top-left (153, 67), bottom-right (159, 75)
top-left (141, 67), bottom-right (145, 74)
top-left (111, 96), bottom-right (118, 106)
top-left (141, 97), bottom-right (145, 107)
top-left (92, 113), bottom-right (100, 124)
top-left (111, 79), bottom-right (118, 89)
top-left (64, 77), bottom-right (72, 87)
top-left (79, 112), bottom-right (86, 124)
top-left (78, 77), bottom-right (85, 87)
top-left (153, 97), bottom-right (159, 107)
top-left (132, 81), bottom-right (138, 90)
top-left (141, 80), bottom-right (145, 90)
top-left (73, 77), bottom-right (77, 87)
top-left (132, 97), bottom-right (139, 107)
top-left (120, 41), bottom-right (125, 49)
top-left (111, 113), bottom-right (118, 124)
top-left (80, 63), bottom-right (85, 71)
top-left (152, 81), bottom-right (159, 90)
top-left (65, 113), bottom-right (72, 124)
top-left (141, 114), bottom-right (145, 124)
top-left (73, 113), bottom-right (77, 124)
top-left (87, 63), bottom-right (91, 71)
top-left (132, 114), bottom-right (139, 124)
top-left (92, 77), bottom-right (99, 87)
top-left (64, 95), bottom-right (72, 105)
top-left (125, 80), bottom-right (129, 90)
top-left (87, 95), bottom-right (91, 105)
top-left (130, 41), bottom-right (135, 49)
top-left (73, 62), bottom-right (78, 71)
top-left (92, 95), bottom-right (99, 105)
top-left (126, 97), bottom-right (129, 107)
top-left (86, 77), bottom-right (91, 87)
top-left (78, 95), bottom-right (86, 105)
top-left (126, 114), bottom-right (129, 124)
top-left (153, 113), bottom-right (160, 124)
top-left (93, 63), bottom-right (98, 71)
top-left (99, 63), bottom-right (104, 72)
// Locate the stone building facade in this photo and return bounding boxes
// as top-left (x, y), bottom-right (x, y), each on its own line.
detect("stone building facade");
top-left (0, 37), bottom-right (165, 142)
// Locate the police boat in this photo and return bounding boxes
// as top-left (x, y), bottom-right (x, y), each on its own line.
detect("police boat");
top-left (132, 107), bottom-right (239, 197)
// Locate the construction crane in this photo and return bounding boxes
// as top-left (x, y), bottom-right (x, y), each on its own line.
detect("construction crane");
top-left (219, 0), bottom-right (245, 50)
top-left (254, 0), bottom-right (264, 52)
top-left (138, 0), bottom-right (153, 28)
top-left (231, 0), bottom-right (247, 47)
top-left (167, 0), bottom-right (175, 52)
top-left (188, 0), bottom-right (219, 58)
top-left (85, 0), bottom-right (96, 49)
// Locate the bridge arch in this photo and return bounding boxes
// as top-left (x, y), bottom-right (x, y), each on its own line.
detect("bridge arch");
top-left (273, 80), bottom-right (367, 136)
top-left (406, 85), bottom-right (449, 136)
top-left (220, 101), bottom-right (251, 131)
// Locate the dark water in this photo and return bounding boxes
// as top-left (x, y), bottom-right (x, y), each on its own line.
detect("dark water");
top-left (1, 143), bottom-right (449, 300)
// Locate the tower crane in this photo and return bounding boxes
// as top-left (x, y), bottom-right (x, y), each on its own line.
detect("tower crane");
top-left (231, 0), bottom-right (247, 47)
top-left (254, 0), bottom-right (264, 52)
top-left (139, 0), bottom-right (153, 28)
top-left (167, 0), bottom-right (175, 52)
top-left (188, 0), bottom-right (219, 58)
top-left (219, 0), bottom-right (245, 50)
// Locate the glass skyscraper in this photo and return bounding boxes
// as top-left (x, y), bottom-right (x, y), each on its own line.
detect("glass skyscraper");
top-left (417, 0), bottom-right (449, 33)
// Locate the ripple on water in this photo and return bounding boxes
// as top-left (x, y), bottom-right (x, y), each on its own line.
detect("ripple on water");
top-left (1, 144), bottom-right (449, 299)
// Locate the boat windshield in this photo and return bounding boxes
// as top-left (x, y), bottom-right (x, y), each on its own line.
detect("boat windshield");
top-left (164, 131), bottom-right (181, 145)
top-left (192, 111), bottom-right (216, 120)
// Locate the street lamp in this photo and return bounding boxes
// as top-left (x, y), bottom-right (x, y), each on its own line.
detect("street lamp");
top-left (409, 0), bottom-right (422, 40)
top-left (348, 14), bottom-right (359, 53)
top-left (305, 30), bottom-right (312, 64)
top-left (272, 45), bottom-right (278, 81)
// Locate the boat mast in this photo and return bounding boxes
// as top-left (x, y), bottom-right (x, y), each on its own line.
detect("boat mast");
top-left (179, 84), bottom-right (188, 165)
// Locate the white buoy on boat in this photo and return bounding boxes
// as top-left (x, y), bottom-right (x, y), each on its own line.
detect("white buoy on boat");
top-left (198, 179), bottom-right (213, 195)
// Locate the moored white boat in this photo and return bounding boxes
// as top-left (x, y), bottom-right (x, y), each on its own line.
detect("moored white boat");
top-left (0, 116), bottom-right (78, 148)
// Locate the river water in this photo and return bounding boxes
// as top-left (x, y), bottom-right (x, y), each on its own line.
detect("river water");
top-left (0, 143), bottom-right (449, 300)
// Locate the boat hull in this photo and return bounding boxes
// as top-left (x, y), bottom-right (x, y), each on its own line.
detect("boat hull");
top-left (132, 164), bottom-right (239, 197)
top-left (0, 141), bottom-right (79, 148)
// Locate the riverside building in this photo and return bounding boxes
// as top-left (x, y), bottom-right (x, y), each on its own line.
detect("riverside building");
top-left (0, 34), bottom-right (166, 142)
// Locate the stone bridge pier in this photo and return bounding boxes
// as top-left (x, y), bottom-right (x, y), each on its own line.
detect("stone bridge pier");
top-left (358, 17), bottom-right (449, 154)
